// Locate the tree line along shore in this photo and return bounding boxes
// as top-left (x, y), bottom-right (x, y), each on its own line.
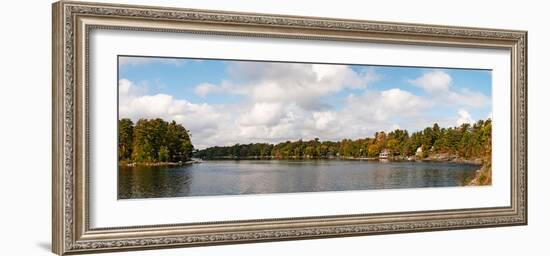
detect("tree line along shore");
top-left (194, 119), bottom-right (491, 162)
top-left (118, 118), bottom-right (492, 185)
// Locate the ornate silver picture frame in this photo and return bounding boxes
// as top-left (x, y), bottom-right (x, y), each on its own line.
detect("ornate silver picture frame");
top-left (52, 1), bottom-right (527, 255)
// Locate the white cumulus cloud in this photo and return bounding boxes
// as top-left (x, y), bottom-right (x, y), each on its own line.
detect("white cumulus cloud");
top-left (410, 70), bottom-right (490, 109)
top-left (410, 70), bottom-right (452, 94)
top-left (194, 83), bottom-right (219, 97)
top-left (238, 102), bottom-right (285, 127)
top-left (194, 62), bottom-right (378, 110)
top-left (456, 109), bottom-right (474, 126)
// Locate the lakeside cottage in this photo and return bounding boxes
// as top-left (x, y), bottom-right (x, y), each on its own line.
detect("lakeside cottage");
top-left (379, 149), bottom-right (391, 159)
top-left (415, 146), bottom-right (423, 157)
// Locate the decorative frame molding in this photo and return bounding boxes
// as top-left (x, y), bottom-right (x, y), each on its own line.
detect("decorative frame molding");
top-left (52, 1), bottom-right (527, 255)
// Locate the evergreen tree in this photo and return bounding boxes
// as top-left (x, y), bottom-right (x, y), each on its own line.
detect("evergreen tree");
top-left (118, 119), bottom-right (134, 160)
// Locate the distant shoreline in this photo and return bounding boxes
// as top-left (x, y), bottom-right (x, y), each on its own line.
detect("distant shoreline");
top-left (119, 159), bottom-right (201, 167)
top-left (200, 157), bottom-right (481, 165)
top-left (120, 156), bottom-right (481, 167)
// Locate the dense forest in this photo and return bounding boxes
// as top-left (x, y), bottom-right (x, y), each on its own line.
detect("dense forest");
top-left (194, 119), bottom-right (492, 162)
top-left (118, 118), bottom-right (194, 163)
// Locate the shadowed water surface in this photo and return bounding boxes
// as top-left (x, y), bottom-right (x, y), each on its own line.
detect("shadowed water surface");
top-left (118, 160), bottom-right (479, 199)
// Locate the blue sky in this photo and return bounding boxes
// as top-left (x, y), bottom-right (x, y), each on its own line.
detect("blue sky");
top-left (118, 56), bottom-right (492, 149)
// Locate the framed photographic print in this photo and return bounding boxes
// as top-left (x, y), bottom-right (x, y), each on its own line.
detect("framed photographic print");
top-left (52, 1), bottom-right (527, 255)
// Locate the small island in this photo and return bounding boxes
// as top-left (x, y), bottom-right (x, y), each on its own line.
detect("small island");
top-left (118, 118), bottom-right (194, 166)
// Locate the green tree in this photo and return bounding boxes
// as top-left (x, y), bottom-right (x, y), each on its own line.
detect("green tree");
top-left (123, 118), bottom-right (193, 163)
top-left (158, 146), bottom-right (170, 162)
top-left (118, 118), bottom-right (134, 161)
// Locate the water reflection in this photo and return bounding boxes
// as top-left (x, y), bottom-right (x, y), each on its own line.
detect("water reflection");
top-left (118, 160), bottom-right (480, 199)
top-left (118, 165), bottom-right (193, 199)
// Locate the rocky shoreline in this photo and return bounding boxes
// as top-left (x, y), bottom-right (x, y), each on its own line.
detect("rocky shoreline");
top-left (421, 153), bottom-right (482, 165)
top-left (466, 161), bottom-right (492, 186)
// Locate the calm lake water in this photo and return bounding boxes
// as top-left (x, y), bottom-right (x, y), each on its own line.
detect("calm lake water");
top-left (118, 160), bottom-right (480, 199)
